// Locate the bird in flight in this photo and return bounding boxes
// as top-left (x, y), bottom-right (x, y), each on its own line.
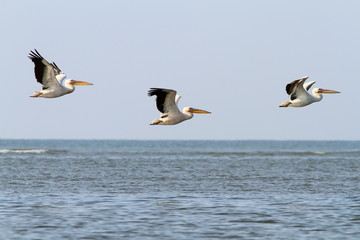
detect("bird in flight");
top-left (28, 49), bottom-right (93, 98)
top-left (279, 76), bottom-right (340, 107)
top-left (148, 88), bottom-right (211, 125)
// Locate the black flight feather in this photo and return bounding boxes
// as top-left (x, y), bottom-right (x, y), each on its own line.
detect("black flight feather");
top-left (148, 88), bottom-right (169, 113)
top-left (285, 79), bottom-right (301, 95)
top-left (51, 62), bottom-right (62, 75)
top-left (28, 49), bottom-right (46, 84)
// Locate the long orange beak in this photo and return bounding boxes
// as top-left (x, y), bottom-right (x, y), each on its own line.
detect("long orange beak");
top-left (318, 88), bottom-right (340, 94)
top-left (70, 80), bottom-right (93, 86)
top-left (188, 108), bottom-right (211, 114)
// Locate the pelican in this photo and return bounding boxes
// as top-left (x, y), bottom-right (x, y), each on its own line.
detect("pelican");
top-left (28, 49), bottom-right (93, 98)
top-left (279, 76), bottom-right (340, 107)
top-left (148, 88), bottom-right (211, 125)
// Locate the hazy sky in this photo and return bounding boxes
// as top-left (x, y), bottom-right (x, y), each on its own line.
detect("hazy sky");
top-left (1, 0), bottom-right (359, 140)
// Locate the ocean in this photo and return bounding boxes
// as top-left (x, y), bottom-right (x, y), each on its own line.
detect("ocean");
top-left (0, 140), bottom-right (359, 239)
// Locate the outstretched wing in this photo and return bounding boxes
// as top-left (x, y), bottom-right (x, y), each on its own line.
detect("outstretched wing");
top-left (304, 81), bottom-right (316, 91)
top-left (148, 88), bottom-right (182, 115)
top-left (28, 49), bottom-right (61, 89)
top-left (286, 77), bottom-right (309, 101)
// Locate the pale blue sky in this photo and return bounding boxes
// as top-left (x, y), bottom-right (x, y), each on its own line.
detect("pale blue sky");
top-left (1, 0), bottom-right (359, 140)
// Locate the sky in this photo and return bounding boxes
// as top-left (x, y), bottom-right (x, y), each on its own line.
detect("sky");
top-left (1, 0), bottom-right (360, 140)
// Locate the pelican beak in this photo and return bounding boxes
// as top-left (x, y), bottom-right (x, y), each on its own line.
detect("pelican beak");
top-left (188, 108), bottom-right (211, 114)
top-left (318, 88), bottom-right (340, 94)
top-left (70, 80), bottom-right (93, 86)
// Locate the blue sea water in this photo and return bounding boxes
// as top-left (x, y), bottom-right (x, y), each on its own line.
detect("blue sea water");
top-left (0, 140), bottom-right (359, 239)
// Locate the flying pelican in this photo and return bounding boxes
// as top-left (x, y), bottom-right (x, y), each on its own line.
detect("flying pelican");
top-left (28, 49), bottom-right (93, 98)
top-left (148, 88), bottom-right (211, 125)
top-left (279, 76), bottom-right (340, 107)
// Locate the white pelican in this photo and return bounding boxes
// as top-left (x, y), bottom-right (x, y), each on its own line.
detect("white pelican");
top-left (148, 88), bottom-right (211, 125)
top-left (28, 49), bottom-right (93, 98)
top-left (279, 76), bottom-right (340, 107)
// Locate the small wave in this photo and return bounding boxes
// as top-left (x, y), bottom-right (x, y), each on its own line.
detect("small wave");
top-left (313, 152), bottom-right (326, 155)
top-left (0, 149), bottom-right (48, 154)
top-left (280, 151), bottom-right (328, 156)
top-left (192, 151), bottom-right (329, 156)
top-left (180, 151), bottom-right (331, 157)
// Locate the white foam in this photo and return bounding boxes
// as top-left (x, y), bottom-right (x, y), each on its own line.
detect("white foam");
top-left (0, 149), bottom-right (48, 154)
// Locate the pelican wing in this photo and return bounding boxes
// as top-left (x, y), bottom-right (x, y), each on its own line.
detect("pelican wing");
top-left (51, 61), bottom-right (62, 76)
top-left (286, 77), bottom-right (308, 100)
top-left (304, 81), bottom-right (316, 91)
top-left (28, 49), bottom-right (62, 89)
top-left (175, 94), bottom-right (181, 106)
top-left (148, 88), bottom-right (181, 115)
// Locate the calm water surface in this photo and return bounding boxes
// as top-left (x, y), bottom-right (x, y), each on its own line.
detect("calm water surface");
top-left (0, 140), bottom-right (359, 239)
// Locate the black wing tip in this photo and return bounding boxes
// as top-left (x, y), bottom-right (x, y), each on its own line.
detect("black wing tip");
top-left (28, 49), bottom-right (44, 60)
top-left (288, 76), bottom-right (308, 85)
top-left (285, 78), bottom-right (303, 95)
top-left (148, 88), bottom-right (172, 113)
top-left (52, 62), bottom-right (61, 72)
top-left (148, 90), bottom-right (155, 97)
top-left (148, 88), bottom-right (163, 97)
top-left (148, 88), bottom-right (175, 96)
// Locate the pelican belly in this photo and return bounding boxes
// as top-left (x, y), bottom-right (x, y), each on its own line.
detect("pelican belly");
top-left (289, 99), bottom-right (313, 107)
top-left (36, 88), bottom-right (72, 98)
